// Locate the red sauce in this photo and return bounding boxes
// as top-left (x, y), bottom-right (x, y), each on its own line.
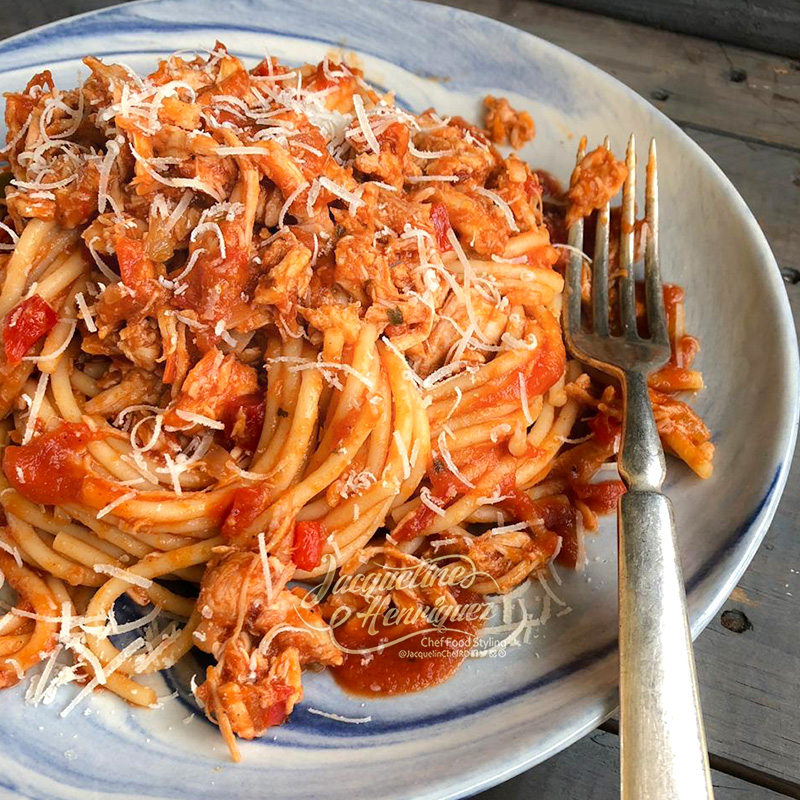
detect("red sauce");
top-left (331, 589), bottom-right (486, 696)
top-left (650, 363), bottom-right (699, 392)
top-left (570, 479), bottom-right (626, 515)
top-left (115, 236), bottom-right (156, 297)
top-left (3, 423), bottom-right (98, 504)
top-left (463, 311), bottom-right (565, 416)
top-left (392, 502), bottom-right (438, 542)
top-left (250, 57), bottom-right (293, 79)
top-left (662, 283), bottom-right (684, 318)
top-left (587, 412), bottom-right (621, 448)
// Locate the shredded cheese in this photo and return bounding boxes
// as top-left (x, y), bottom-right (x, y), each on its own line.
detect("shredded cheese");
top-left (0, 539), bottom-right (23, 567)
top-left (75, 292), bottom-right (97, 333)
top-left (175, 409), bottom-right (225, 430)
top-left (22, 372), bottom-right (49, 445)
top-left (60, 638), bottom-right (145, 717)
top-left (278, 181), bottom-right (309, 228)
top-left (318, 176), bottom-right (364, 210)
top-left (307, 708), bottom-right (372, 723)
top-left (352, 94), bottom-right (380, 154)
top-left (419, 487), bottom-right (446, 517)
top-left (474, 186), bottom-right (519, 232)
top-left (436, 431), bottom-right (476, 489)
top-left (94, 492), bottom-right (137, 521)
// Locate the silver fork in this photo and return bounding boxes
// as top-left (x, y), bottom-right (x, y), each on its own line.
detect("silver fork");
top-left (564, 136), bottom-right (715, 799)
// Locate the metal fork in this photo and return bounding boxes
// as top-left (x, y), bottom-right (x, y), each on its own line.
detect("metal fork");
top-left (563, 136), bottom-right (715, 799)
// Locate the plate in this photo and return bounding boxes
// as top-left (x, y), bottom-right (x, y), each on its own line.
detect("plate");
top-left (0, 1), bottom-right (797, 798)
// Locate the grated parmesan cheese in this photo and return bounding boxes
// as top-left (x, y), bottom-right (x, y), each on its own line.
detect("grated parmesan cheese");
top-left (436, 430), bottom-right (475, 489)
top-left (175, 409), bottom-right (225, 430)
top-left (75, 292), bottom-right (97, 333)
top-left (307, 708), bottom-right (372, 724)
top-left (352, 94), bottom-right (380, 154)
top-left (22, 372), bottom-right (49, 445)
top-left (94, 492), bottom-right (137, 521)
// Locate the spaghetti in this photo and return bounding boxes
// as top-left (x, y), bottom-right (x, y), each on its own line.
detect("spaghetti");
top-left (0, 44), bottom-right (713, 760)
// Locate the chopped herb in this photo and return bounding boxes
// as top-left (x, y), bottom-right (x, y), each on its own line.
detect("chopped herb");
top-left (387, 307), bottom-right (404, 326)
top-left (277, 408), bottom-right (289, 418)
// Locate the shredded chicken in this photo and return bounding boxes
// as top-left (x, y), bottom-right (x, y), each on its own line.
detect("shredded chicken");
top-left (194, 550), bottom-right (341, 743)
top-left (483, 96), bottom-right (535, 149)
top-left (565, 146), bottom-right (628, 227)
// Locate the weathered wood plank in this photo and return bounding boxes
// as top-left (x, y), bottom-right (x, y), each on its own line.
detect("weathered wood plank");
top-left (544, 0), bottom-right (800, 60)
top-left (693, 454), bottom-right (800, 785)
top-left (682, 128), bottom-right (800, 270)
top-left (472, 730), bottom-right (791, 798)
top-left (0, 0), bottom-right (128, 42)
top-left (432, 0), bottom-right (800, 149)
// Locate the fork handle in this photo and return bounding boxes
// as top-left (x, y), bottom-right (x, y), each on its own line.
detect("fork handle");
top-left (618, 488), bottom-right (715, 799)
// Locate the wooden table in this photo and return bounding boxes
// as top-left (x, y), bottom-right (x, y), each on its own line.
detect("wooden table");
top-left (2, 2), bottom-right (798, 798)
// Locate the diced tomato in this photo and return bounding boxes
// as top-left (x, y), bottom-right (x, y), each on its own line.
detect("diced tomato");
top-left (222, 394), bottom-right (266, 453)
top-left (587, 413), bottom-right (621, 448)
top-left (292, 520), bottom-right (326, 570)
top-left (430, 202), bottom-right (453, 252)
top-left (3, 294), bottom-right (59, 365)
top-left (222, 484), bottom-right (272, 540)
top-left (3, 422), bottom-right (97, 504)
top-left (114, 235), bottom-right (162, 305)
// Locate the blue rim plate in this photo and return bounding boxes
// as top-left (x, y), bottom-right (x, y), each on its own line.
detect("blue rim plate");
top-left (0, 1), bottom-right (797, 798)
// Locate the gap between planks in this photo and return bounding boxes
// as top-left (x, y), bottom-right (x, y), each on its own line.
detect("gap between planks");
top-left (600, 719), bottom-right (800, 799)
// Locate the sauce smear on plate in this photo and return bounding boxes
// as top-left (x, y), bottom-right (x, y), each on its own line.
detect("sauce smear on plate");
top-left (332, 589), bottom-right (486, 696)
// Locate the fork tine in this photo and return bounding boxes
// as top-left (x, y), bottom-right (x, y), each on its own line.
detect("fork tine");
top-left (564, 138), bottom-right (587, 340)
top-left (592, 136), bottom-right (612, 337)
top-left (644, 139), bottom-right (669, 346)
top-left (618, 134), bottom-right (637, 338)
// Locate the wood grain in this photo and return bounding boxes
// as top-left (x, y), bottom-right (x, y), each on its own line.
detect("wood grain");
top-left (684, 129), bottom-right (800, 270)
top-left (473, 730), bottom-right (791, 799)
top-left (693, 453), bottom-right (800, 786)
top-left (0, 0), bottom-right (128, 41)
top-left (433, 0), bottom-right (800, 150)
top-left (544, 0), bottom-right (800, 60)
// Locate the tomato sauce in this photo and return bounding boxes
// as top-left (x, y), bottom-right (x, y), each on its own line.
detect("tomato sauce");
top-left (331, 589), bottom-right (486, 696)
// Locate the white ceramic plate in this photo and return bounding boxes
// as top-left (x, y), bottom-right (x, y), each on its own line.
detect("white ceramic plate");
top-left (0, 1), bottom-right (797, 798)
